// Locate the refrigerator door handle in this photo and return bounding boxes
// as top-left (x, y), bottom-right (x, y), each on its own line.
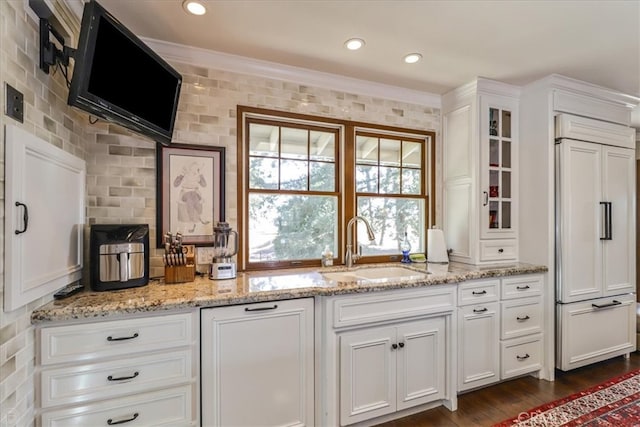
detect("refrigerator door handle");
top-left (592, 300), bottom-right (621, 309)
top-left (599, 202), bottom-right (612, 240)
top-left (606, 202), bottom-right (612, 240)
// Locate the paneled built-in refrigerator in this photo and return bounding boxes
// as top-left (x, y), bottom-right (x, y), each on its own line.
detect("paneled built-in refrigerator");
top-left (555, 114), bottom-right (636, 371)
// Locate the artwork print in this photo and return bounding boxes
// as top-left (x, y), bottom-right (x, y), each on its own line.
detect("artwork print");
top-left (156, 143), bottom-right (225, 247)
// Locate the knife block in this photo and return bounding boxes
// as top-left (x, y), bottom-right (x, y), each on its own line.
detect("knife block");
top-left (164, 264), bottom-right (196, 284)
top-left (163, 245), bottom-right (196, 284)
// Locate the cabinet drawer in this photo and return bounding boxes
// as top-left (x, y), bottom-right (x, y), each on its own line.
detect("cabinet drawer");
top-left (479, 240), bottom-right (517, 262)
top-left (458, 280), bottom-right (499, 306)
top-left (557, 295), bottom-right (636, 371)
top-left (501, 297), bottom-right (543, 340)
top-left (39, 312), bottom-right (196, 366)
top-left (40, 384), bottom-right (195, 427)
top-left (332, 287), bottom-right (455, 328)
top-left (501, 334), bottom-right (543, 379)
top-left (40, 349), bottom-right (194, 408)
top-left (501, 275), bottom-right (543, 300)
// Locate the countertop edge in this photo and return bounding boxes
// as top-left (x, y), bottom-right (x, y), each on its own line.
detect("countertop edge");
top-left (31, 263), bottom-right (548, 324)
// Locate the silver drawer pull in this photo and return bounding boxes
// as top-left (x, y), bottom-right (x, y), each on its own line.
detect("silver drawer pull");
top-left (516, 315), bottom-right (530, 321)
top-left (107, 413), bottom-right (139, 425)
top-left (592, 300), bottom-right (621, 309)
top-left (473, 307), bottom-right (488, 313)
top-left (516, 353), bottom-right (530, 361)
top-left (107, 333), bottom-right (139, 342)
top-left (108, 371), bottom-right (139, 382)
top-left (245, 304), bottom-right (278, 312)
top-left (516, 285), bottom-right (530, 290)
top-left (472, 290), bottom-right (487, 295)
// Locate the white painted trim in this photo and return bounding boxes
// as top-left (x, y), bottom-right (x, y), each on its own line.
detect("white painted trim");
top-left (534, 74), bottom-right (640, 109)
top-left (143, 37), bottom-right (442, 108)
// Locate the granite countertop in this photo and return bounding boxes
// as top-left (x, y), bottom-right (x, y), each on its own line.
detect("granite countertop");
top-left (31, 262), bottom-right (547, 324)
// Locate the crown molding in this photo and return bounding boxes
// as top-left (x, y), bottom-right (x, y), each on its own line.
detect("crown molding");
top-left (142, 37), bottom-right (441, 109)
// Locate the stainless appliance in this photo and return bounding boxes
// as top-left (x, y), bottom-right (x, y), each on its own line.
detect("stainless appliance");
top-left (209, 222), bottom-right (238, 280)
top-left (90, 224), bottom-right (149, 291)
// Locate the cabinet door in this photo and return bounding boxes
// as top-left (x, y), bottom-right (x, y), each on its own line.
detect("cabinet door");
top-left (340, 326), bottom-right (396, 425)
top-left (396, 318), bottom-right (445, 410)
top-left (201, 299), bottom-right (314, 427)
top-left (4, 125), bottom-right (85, 311)
top-left (480, 96), bottom-right (517, 239)
top-left (457, 304), bottom-right (500, 391)
top-left (602, 146), bottom-right (636, 296)
top-left (556, 140), bottom-right (603, 302)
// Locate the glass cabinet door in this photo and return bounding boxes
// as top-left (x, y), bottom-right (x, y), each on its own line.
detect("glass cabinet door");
top-left (482, 100), bottom-right (515, 238)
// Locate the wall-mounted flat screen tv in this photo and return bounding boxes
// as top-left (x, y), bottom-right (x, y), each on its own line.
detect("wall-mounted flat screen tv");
top-left (68, 0), bottom-right (182, 145)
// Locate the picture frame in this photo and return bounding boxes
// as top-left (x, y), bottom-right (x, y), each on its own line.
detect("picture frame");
top-left (156, 142), bottom-right (225, 248)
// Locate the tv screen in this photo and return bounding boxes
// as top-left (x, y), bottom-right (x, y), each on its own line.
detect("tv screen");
top-left (68, 0), bottom-right (182, 145)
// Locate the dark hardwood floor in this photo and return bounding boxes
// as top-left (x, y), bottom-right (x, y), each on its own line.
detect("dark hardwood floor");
top-left (375, 352), bottom-right (640, 427)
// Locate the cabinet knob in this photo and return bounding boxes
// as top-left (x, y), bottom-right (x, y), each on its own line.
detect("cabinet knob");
top-left (391, 343), bottom-right (398, 350)
top-left (398, 342), bottom-right (405, 348)
top-left (498, 248), bottom-right (504, 253)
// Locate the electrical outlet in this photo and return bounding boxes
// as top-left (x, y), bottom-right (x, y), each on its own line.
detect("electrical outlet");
top-left (5, 83), bottom-right (24, 123)
top-left (196, 247), bottom-right (215, 265)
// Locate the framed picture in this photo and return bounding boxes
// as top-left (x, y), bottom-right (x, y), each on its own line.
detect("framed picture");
top-left (156, 142), bottom-right (225, 247)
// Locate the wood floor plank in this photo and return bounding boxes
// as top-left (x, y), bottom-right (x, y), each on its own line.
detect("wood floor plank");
top-left (374, 352), bottom-right (640, 427)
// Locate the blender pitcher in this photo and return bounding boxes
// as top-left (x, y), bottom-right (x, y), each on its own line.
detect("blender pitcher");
top-left (209, 222), bottom-right (238, 279)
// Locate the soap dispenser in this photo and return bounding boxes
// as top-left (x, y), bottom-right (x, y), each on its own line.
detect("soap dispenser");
top-left (400, 231), bottom-right (412, 263)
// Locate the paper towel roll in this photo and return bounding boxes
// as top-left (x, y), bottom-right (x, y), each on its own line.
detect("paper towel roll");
top-left (427, 228), bottom-right (448, 263)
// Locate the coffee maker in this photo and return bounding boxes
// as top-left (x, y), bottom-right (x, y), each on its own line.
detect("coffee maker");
top-left (90, 224), bottom-right (149, 291)
top-left (209, 222), bottom-right (238, 280)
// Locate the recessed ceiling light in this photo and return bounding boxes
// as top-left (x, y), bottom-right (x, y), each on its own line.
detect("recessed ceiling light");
top-left (403, 53), bottom-right (422, 64)
top-left (183, 0), bottom-right (207, 16)
top-left (344, 38), bottom-right (365, 51)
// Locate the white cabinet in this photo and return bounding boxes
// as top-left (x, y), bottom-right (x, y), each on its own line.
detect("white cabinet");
top-left (557, 294), bottom-right (636, 371)
top-left (4, 124), bottom-right (85, 311)
top-left (556, 134), bottom-right (635, 303)
top-left (519, 75), bottom-right (638, 378)
top-left (499, 275), bottom-right (544, 379)
top-left (340, 318), bottom-right (445, 425)
top-left (443, 78), bottom-right (519, 265)
top-left (457, 280), bottom-right (500, 392)
top-left (319, 286), bottom-right (456, 426)
top-left (201, 298), bottom-right (314, 427)
top-left (36, 312), bottom-right (199, 426)
top-left (555, 114), bottom-right (636, 371)
top-left (457, 275), bottom-right (544, 391)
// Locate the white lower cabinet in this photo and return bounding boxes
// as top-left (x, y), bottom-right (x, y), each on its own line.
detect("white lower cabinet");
top-left (458, 275), bottom-right (545, 392)
top-left (457, 280), bottom-right (500, 392)
top-left (201, 298), bottom-right (314, 427)
top-left (36, 312), bottom-right (199, 426)
top-left (340, 318), bottom-right (445, 425)
top-left (321, 285), bottom-right (456, 426)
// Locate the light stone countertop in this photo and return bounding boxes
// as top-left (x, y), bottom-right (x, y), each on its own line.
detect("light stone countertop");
top-left (31, 262), bottom-right (547, 324)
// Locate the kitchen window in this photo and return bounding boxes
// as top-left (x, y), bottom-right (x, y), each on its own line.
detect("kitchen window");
top-left (238, 106), bottom-right (434, 271)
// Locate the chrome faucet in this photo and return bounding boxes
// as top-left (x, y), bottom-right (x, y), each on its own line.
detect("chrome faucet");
top-left (345, 216), bottom-right (376, 268)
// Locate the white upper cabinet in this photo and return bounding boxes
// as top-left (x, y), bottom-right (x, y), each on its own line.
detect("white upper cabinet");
top-left (4, 125), bottom-right (85, 311)
top-left (443, 79), bottom-right (519, 265)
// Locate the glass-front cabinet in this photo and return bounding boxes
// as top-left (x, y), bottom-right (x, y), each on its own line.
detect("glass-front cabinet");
top-left (480, 96), bottom-right (517, 239)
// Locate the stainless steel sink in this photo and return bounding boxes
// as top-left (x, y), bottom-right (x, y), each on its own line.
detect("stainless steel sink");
top-left (322, 266), bottom-right (430, 282)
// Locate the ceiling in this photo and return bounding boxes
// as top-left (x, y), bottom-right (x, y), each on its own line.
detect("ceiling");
top-left (96, 0), bottom-right (640, 123)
